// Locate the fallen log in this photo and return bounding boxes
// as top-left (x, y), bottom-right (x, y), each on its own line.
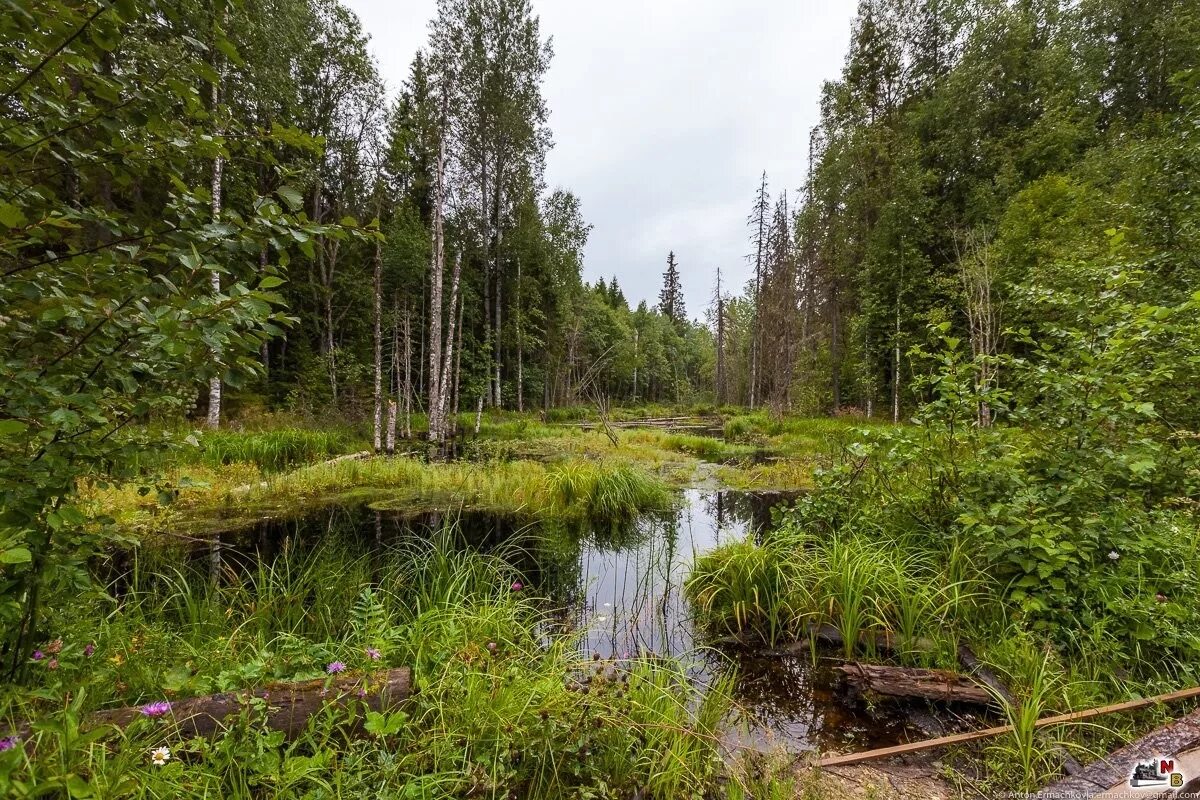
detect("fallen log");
top-left (77, 668), bottom-right (410, 740)
top-left (817, 684), bottom-right (1200, 768)
top-left (837, 662), bottom-right (994, 705)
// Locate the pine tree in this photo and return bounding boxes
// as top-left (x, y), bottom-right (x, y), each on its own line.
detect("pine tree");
top-left (659, 251), bottom-right (685, 325)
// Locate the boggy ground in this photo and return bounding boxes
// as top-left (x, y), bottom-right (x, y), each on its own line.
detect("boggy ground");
top-left (83, 408), bottom-right (865, 538)
top-left (7, 407), bottom-right (892, 797)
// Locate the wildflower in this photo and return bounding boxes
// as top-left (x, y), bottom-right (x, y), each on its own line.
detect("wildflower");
top-left (365, 647), bottom-right (381, 661)
top-left (150, 746), bottom-right (171, 766)
top-left (0, 736), bottom-right (18, 752)
top-left (510, 581), bottom-right (523, 592)
top-left (327, 661), bottom-right (346, 674)
top-left (357, 688), bottom-right (367, 698)
top-left (140, 701), bottom-right (172, 718)
top-left (1155, 592), bottom-right (1168, 604)
top-left (1108, 551), bottom-right (1120, 561)
top-left (486, 641), bottom-right (498, 654)
top-left (45, 639), bottom-right (63, 655)
top-left (47, 658), bottom-right (58, 670)
top-left (84, 642), bottom-right (95, 657)
top-left (31, 650), bottom-right (43, 661)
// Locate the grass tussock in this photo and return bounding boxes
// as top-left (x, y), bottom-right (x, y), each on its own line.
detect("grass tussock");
top-left (685, 525), bottom-right (982, 661)
top-left (7, 533), bottom-right (745, 798)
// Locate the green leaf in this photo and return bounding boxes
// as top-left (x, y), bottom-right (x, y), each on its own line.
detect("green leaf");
top-left (277, 186), bottom-right (304, 211)
top-left (258, 276), bottom-right (286, 289)
top-left (0, 420), bottom-right (27, 437)
top-left (0, 202), bottom-right (27, 229)
top-left (0, 548), bottom-right (31, 565)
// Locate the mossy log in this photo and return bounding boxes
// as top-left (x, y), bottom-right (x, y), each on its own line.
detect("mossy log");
top-left (89, 667), bottom-right (411, 739)
top-left (837, 662), bottom-right (994, 705)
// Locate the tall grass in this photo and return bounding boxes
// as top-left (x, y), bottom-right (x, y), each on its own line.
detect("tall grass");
top-left (14, 529), bottom-right (746, 799)
top-left (194, 428), bottom-right (355, 472)
top-left (686, 524), bottom-right (979, 658)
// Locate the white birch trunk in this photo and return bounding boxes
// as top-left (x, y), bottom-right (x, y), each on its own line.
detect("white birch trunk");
top-left (206, 57), bottom-right (225, 430)
top-left (427, 88), bottom-right (448, 442)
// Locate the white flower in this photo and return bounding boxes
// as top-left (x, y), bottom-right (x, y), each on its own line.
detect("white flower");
top-left (1108, 551), bottom-right (1120, 561)
top-left (151, 746), bottom-right (171, 766)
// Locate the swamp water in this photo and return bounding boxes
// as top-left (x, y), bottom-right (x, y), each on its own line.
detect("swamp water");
top-left (162, 489), bottom-right (936, 755)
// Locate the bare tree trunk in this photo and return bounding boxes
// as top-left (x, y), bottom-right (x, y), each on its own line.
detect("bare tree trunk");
top-left (402, 305), bottom-right (412, 439)
top-left (830, 280), bottom-right (842, 412)
top-left (632, 328), bottom-right (639, 403)
top-left (957, 230), bottom-right (999, 427)
top-left (427, 88), bottom-right (448, 442)
top-left (436, 252), bottom-right (462, 431)
top-left (372, 237), bottom-right (382, 453)
top-left (385, 400), bottom-right (397, 454)
top-left (474, 393), bottom-right (484, 435)
top-left (515, 257), bottom-right (523, 412)
top-left (452, 290), bottom-right (464, 425)
top-left (493, 220), bottom-right (503, 409)
top-left (893, 256), bottom-right (903, 423)
top-left (206, 56), bottom-right (226, 430)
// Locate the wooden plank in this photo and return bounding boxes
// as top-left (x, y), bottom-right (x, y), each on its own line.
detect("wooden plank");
top-left (817, 685), bottom-right (1200, 768)
top-left (1038, 707), bottom-right (1200, 798)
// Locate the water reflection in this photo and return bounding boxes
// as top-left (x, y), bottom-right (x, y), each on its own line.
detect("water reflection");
top-left (126, 488), bottom-right (934, 753)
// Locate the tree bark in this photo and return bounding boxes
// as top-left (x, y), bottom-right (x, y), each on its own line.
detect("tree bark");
top-left (516, 256), bottom-right (523, 412)
top-left (427, 86), bottom-right (448, 442)
top-left (206, 49), bottom-right (226, 430)
top-left (837, 663), bottom-right (993, 705)
top-left (402, 304), bottom-right (412, 439)
top-left (372, 236), bottom-right (383, 453)
top-left (436, 251), bottom-right (462, 433)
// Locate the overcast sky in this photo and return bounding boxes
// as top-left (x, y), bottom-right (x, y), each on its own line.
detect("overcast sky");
top-left (342, 0), bottom-right (857, 319)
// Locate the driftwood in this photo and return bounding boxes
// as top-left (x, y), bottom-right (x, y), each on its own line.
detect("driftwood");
top-left (838, 662), bottom-right (994, 705)
top-left (817, 684), bottom-right (1200, 768)
top-left (86, 668), bottom-right (411, 740)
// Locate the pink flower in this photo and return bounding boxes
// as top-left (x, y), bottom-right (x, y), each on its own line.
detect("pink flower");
top-left (31, 650), bottom-right (43, 661)
top-left (84, 643), bottom-right (95, 657)
top-left (0, 736), bottom-right (18, 752)
top-left (46, 658), bottom-right (58, 670)
top-left (365, 648), bottom-right (381, 661)
top-left (140, 701), bottom-right (172, 718)
top-left (510, 581), bottom-right (523, 592)
top-left (326, 661), bottom-right (346, 674)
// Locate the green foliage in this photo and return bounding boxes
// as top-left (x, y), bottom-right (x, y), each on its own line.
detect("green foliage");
top-left (0, 0), bottom-right (332, 674)
top-left (735, 269), bottom-right (1200, 680)
top-left (1, 534), bottom-right (739, 798)
top-left (192, 429), bottom-right (355, 472)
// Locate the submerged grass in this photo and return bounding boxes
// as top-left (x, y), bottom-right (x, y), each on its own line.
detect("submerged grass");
top-left (6, 530), bottom-right (756, 798)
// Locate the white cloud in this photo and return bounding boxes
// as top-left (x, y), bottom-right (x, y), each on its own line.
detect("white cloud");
top-left (343, 0), bottom-right (857, 316)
